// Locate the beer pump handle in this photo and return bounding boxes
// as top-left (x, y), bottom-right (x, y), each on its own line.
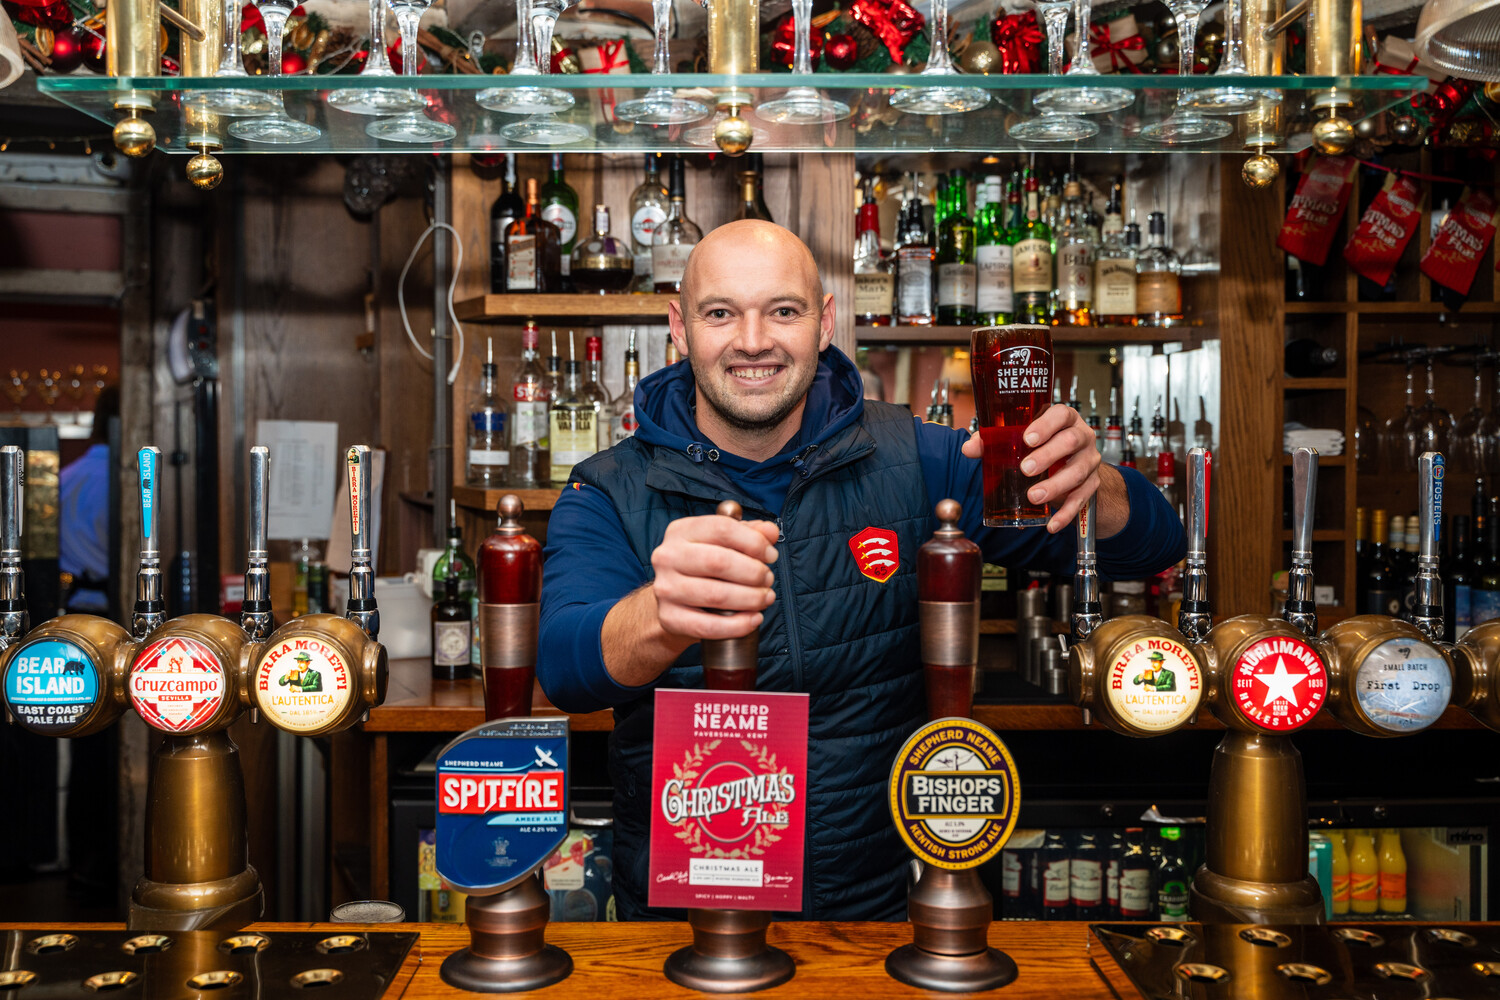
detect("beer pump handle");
top-left (241, 446), bottom-right (273, 642)
top-left (1072, 494), bottom-right (1102, 642)
top-left (1283, 446), bottom-right (1319, 639)
top-left (0, 446), bottom-right (27, 646)
top-left (1410, 451), bottom-right (1444, 641)
top-left (701, 500), bottom-right (757, 692)
top-left (1178, 447), bottom-right (1212, 642)
top-left (345, 445), bottom-right (379, 640)
top-left (132, 445), bottom-right (165, 641)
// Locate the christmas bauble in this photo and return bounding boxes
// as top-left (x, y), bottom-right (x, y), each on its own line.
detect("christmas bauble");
top-left (1391, 114), bottom-right (1422, 143)
top-left (825, 33), bottom-right (857, 71)
top-left (113, 116), bottom-right (155, 157)
top-left (714, 112), bottom-right (752, 156)
top-left (48, 26), bottom-right (85, 72)
top-left (959, 38), bottom-right (1000, 74)
top-left (1195, 22), bottom-right (1223, 73)
top-left (289, 18), bottom-right (313, 50)
top-left (187, 153), bottom-right (223, 190)
top-left (1153, 35), bottom-right (1176, 69)
top-left (1312, 115), bottom-right (1354, 155)
top-left (281, 50), bottom-right (308, 74)
top-left (1241, 153), bottom-right (1279, 188)
top-left (81, 25), bottom-right (106, 72)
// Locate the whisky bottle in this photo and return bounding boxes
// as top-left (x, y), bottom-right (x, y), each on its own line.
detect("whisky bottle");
top-left (853, 184), bottom-right (894, 326)
top-left (507, 321), bottom-right (550, 488)
top-left (1012, 167), bottom-right (1053, 324)
top-left (489, 155), bottom-right (524, 294)
top-left (935, 169), bottom-right (977, 326)
top-left (1136, 211), bottom-right (1183, 327)
top-left (1094, 222), bottom-right (1137, 326)
top-left (570, 205), bottom-right (633, 294)
top-left (735, 153), bottom-right (775, 222)
top-left (505, 177), bottom-right (563, 293)
top-left (652, 156), bottom-right (701, 294)
top-left (548, 332), bottom-right (597, 484)
top-left (975, 174), bottom-right (1014, 326)
top-left (895, 184), bottom-right (935, 326)
top-left (539, 154), bottom-right (579, 285)
top-left (1101, 176), bottom-right (1124, 239)
top-left (610, 329), bottom-right (641, 445)
top-left (628, 154), bottom-right (669, 293)
top-left (1053, 178), bottom-right (1095, 327)
top-left (466, 336), bottom-right (509, 488)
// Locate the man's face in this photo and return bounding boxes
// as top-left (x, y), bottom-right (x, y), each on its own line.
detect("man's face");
top-left (671, 224), bottom-right (835, 434)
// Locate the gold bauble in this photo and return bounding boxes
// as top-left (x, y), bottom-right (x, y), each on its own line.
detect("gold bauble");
top-left (1312, 115), bottom-right (1354, 155)
top-left (714, 112), bottom-right (753, 156)
top-left (113, 116), bottom-right (156, 157)
top-left (187, 152), bottom-right (223, 190)
top-left (1241, 153), bottom-right (1279, 188)
top-left (959, 39), bottom-right (1000, 75)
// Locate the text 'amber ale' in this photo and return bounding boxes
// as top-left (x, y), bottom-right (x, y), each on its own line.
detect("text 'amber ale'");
top-left (971, 325), bottom-right (1053, 528)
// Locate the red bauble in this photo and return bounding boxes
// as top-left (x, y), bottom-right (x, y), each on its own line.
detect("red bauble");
top-left (387, 40), bottom-right (403, 74)
top-left (48, 26), bottom-right (85, 72)
top-left (80, 29), bottom-right (106, 71)
top-left (281, 50), bottom-right (307, 74)
top-left (824, 32), bottom-right (857, 70)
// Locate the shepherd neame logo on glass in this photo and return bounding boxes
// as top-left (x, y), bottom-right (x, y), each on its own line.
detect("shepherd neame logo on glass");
top-left (990, 346), bottom-right (1052, 392)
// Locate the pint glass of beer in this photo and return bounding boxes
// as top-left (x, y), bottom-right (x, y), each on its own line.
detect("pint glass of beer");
top-left (970, 324), bottom-right (1054, 527)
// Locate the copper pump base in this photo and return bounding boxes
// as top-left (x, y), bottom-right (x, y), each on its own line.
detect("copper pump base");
top-left (886, 867), bottom-right (1017, 993)
top-left (440, 874), bottom-right (573, 993)
top-left (663, 908), bottom-right (795, 993)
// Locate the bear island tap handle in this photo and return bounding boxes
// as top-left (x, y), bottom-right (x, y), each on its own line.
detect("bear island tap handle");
top-left (1410, 451), bottom-right (1445, 642)
top-left (132, 445), bottom-right (165, 640)
top-left (1178, 447), bottom-right (1212, 642)
top-left (346, 445), bottom-right (379, 640)
top-left (0, 446), bottom-right (26, 646)
top-left (241, 446), bottom-right (273, 642)
top-left (1072, 493), bottom-right (1102, 642)
top-left (1283, 446), bottom-right (1319, 639)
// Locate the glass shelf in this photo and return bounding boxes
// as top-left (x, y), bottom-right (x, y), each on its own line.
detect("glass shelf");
top-left (37, 73), bottom-right (1425, 155)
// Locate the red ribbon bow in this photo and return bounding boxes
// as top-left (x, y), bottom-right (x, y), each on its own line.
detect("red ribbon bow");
top-left (582, 38), bottom-right (629, 73)
top-left (1086, 21), bottom-right (1144, 74)
top-left (850, 0), bottom-right (923, 65)
top-left (1373, 54), bottom-right (1419, 76)
top-left (771, 11), bottom-right (822, 67)
top-left (989, 11), bottom-right (1041, 74)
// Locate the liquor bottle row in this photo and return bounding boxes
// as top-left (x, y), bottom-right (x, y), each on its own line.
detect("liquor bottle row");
top-left (1361, 496), bottom-right (1500, 640)
top-left (855, 166), bottom-right (1185, 330)
top-left (488, 154), bottom-right (773, 296)
top-left (1000, 827), bottom-right (1195, 923)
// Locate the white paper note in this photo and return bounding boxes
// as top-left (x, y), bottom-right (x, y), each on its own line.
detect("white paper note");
top-left (255, 420), bottom-right (339, 542)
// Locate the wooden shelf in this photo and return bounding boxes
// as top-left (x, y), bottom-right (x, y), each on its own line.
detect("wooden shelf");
top-left (1284, 377), bottom-right (1348, 390)
top-left (854, 324), bottom-right (1199, 345)
top-left (454, 293), bottom-right (675, 324)
top-left (452, 485), bottom-right (562, 513)
top-left (1286, 301), bottom-right (1500, 317)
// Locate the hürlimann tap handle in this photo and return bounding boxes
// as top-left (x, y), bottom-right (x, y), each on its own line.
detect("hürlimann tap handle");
top-left (345, 445), bottom-right (379, 639)
top-left (1282, 446), bottom-right (1319, 638)
top-left (1178, 447), bottom-right (1212, 642)
top-left (1072, 493), bottom-right (1102, 642)
top-left (0, 446), bottom-right (27, 646)
top-left (1410, 451), bottom-right (1444, 641)
top-left (241, 446), bottom-right (273, 641)
top-left (132, 446), bottom-right (165, 640)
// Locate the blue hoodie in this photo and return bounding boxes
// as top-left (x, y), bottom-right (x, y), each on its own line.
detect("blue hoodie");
top-left (538, 346), bottom-right (1187, 714)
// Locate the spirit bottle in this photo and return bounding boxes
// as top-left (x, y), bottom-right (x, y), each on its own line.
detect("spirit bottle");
top-left (1100, 388), bottom-right (1124, 466)
top-left (431, 500), bottom-right (478, 674)
top-left (582, 334), bottom-right (611, 453)
top-left (853, 184), bottom-right (894, 326)
top-left (1094, 219), bottom-right (1137, 327)
top-left (507, 321), bottom-right (550, 488)
top-left (1136, 211), bottom-right (1183, 327)
top-left (1012, 167), bottom-right (1053, 325)
top-left (935, 169), bottom-right (977, 326)
top-left (488, 155), bottom-right (525, 294)
top-left (610, 329), bottom-right (641, 444)
top-left (1053, 178), bottom-right (1095, 327)
top-left (628, 154), bottom-right (669, 293)
top-left (466, 336), bottom-right (509, 488)
top-left (571, 205), bottom-right (634, 294)
top-left (1101, 176), bottom-right (1124, 239)
top-left (975, 174), bottom-right (1014, 326)
top-left (505, 177), bottom-right (563, 293)
top-left (652, 156), bottom-right (701, 294)
top-left (544, 330), bottom-right (563, 403)
top-left (548, 332), bottom-right (597, 484)
top-left (539, 154), bottom-right (579, 284)
top-left (431, 570), bottom-right (472, 681)
top-left (735, 153), bottom-right (775, 222)
top-left (895, 181), bottom-right (934, 326)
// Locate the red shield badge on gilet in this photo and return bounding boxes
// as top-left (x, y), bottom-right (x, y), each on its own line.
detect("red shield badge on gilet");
top-left (849, 527), bottom-right (899, 583)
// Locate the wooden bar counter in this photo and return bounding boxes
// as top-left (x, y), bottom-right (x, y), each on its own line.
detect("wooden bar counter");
top-left (1, 921), bottom-right (1117, 999)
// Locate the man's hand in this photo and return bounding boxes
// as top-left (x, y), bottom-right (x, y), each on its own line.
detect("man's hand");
top-left (650, 513), bottom-right (780, 639)
top-left (962, 403), bottom-right (1119, 534)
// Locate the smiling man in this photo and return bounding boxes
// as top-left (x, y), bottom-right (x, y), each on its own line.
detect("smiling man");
top-left (537, 220), bottom-right (1185, 921)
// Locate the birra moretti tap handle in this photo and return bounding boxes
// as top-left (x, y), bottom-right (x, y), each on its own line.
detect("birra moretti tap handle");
top-left (345, 445), bottom-right (379, 640)
top-left (0, 446), bottom-right (26, 645)
top-left (1410, 451), bottom-right (1444, 641)
top-left (1071, 494), bottom-right (1102, 642)
top-left (132, 445), bottom-right (165, 640)
top-left (241, 446), bottom-right (272, 642)
top-left (1178, 447), bottom-right (1211, 643)
top-left (1283, 447), bottom-right (1319, 639)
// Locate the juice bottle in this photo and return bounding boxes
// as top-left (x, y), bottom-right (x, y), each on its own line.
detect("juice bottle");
top-left (1329, 830), bottom-right (1350, 915)
top-left (1349, 831), bottom-right (1379, 914)
top-left (1378, 829), bottom-right (1407, 914)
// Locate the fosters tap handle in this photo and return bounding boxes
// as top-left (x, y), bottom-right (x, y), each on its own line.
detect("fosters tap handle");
top-left (132, 446), bottom-right (165, 640)
top-left (1072, 494), bottom-right (1102, 642)
top-left (1410, 451), bottom-right (1445, 641)
top-left (241, 446), bottom-right (273, 641)
top-left (345, 445), bottom-right (379, 640)
top-left (0, 446), bottom-right (26, 646)
top-left (1178, 448), bottom-right (1212, 642)
top-left (1283, 447), bottom-right (1319, 638)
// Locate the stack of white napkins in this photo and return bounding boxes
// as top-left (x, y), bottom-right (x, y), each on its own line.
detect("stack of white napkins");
top-left (1283, 422), bottom-right (1345, 456)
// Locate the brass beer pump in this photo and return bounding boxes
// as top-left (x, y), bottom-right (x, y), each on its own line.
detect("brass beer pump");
top-left (0, 446), bottom-right (27, 652)
top-left (662, 500), bottom-right (796, 994)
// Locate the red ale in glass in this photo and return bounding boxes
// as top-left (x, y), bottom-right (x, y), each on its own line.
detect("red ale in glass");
top-left (971, 324), bottom-right (1053, 527)
top-left (478, 495), bottom-right (543, 720)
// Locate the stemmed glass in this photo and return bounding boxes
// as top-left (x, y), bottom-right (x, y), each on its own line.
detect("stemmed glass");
top-left (1480, 364), bottom-right (1500, 478)
top-left (1032, 0), bottom-right (1133, 115)
top-left (500, 0), bottom-right (591, 144)
top-left (227, 0), bottom-right (323, 143)
top-left (196, 0), bottom-right (278, 115)
top-left (613, 0), bottom-right (709, 124)
top-left (1178, 0), bottom-right (1261, 113)
top-left (1455, 362), bottom-right (1487, 474)
top-left (1415, 357), bottom-right (1455, 459)
top-left (889, 0), bottom-right (988, 114)
top-left (1139, 0), bottom-right (1232, 144)
top-left (477, 0), bottom-right (573, 114)
top-left (756, 0), bottom-right (850, 124)
top-left (1384, 359), bottom-right (1453, 473)
top-left (1007, 0), bottom-right (1097, 141)
top-left (365, 0), bottom-right (458, 142)
top-left (1380, 362), bottom-right (1419, 474)
top-left (328, 0), bottom-right (425, 116)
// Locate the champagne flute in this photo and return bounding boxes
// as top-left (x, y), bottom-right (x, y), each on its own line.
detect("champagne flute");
top-left (1139, 0), bottom-right (1231, 143)
top-left (500, 0), bottom-right (591, 145)
top-left (365, 0), bottom-right (458, 142)
top-left (1032, 0), bottom-right (1132, 115)
top-left (1380, 362), bottom-right (1419, 474)
top-left (328, 0), bottom-right (425, 115)
top-left (1455, 362), bottom-right (1486, 474)
top-left (477, 0), bottom-right (575, 115)
top-left (1414, 357), bottom-right (1454, 461)
top-left (196, 0), bottom-right (278, 115)
top-left (889, 0), bottom-right (988, 115)
top-left (613, 0), bottom-right (709, 124)
top-left (1178, 0), bottom-right (1260, 113)
top-left (1007, 0), bottom-right (1097, 142)
top-left (756, 0), bottom-right (850, 124)
top-left (227, 0), bottom-right (323, 144)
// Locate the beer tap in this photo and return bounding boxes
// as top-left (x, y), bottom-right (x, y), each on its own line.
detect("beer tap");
top-left (1409, 452), bottom-right (1444, 642)
top-left (240, 446), bottom-right (273, 643)
top-left (132, 446), bottom-right (166, 641)
top-left (1071, 493), bottom-right (1103, 643)
top-left (1178, 449), bottom-right (1212, 642)
top-left (0, 446), bottom-right (27, 650)
top-left (345, 445), bottom-right (379, 640)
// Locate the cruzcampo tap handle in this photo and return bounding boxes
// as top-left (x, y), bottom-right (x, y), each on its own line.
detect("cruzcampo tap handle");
top-left (132, 445), bottom-right (165, 640)
top-left (701, 499), bottom-right (757, 691)
top-left (1410, 451), bottom-right (1444, 641)
top-left (0, 446), bottom-right (27, 646)
top-left (1283, 446), bottom-right (1318, 639)
top-left (241, 446), bottom-right (273, 641)
top-left (1178, 447), bottom-right (1212, 643)
top-left (1072, 494), bottom-right (1102, 643)
top-left (345, 444), bottom-right (379, 640)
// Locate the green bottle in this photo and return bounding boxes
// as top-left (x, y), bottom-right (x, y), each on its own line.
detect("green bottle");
top-left (431, 500), bottom-right (479, 665)
top-left (935, 169), bottom-right (976, 326)
top-left (1012, 167), bottom-right (1054, 324)
top-left (976, 175), bottom-right (1014, 326)
top-left (539, 154), bottom-right (580, 287)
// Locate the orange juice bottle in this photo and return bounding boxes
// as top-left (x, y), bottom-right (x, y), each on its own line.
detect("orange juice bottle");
top-left (1329, 831), bottom-right (1350, 915)
top-left (1378, 829), bottom-right (1407, 914)
top-left (1349, 831), bottom-right (1378, 914)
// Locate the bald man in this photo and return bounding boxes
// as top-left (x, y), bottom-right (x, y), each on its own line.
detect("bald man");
top-left (538, 221), bottom-right (1185, 921)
